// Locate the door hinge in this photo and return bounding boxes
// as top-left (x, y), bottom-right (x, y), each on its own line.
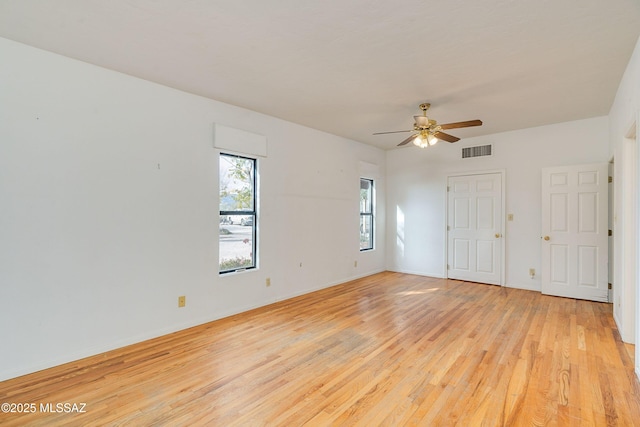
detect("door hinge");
top-left (608, 176), bottom-right (613, 183)
top-left (608, 229), bottom-right (612, 236)
top-left (447, 264), bottom-right (450, 270)
top-left (447, 225), bottom-right (450, 231)
top-left (608, 283), bottom-right (612, 290)
top-left (447, 186), bottom-right (450, 192)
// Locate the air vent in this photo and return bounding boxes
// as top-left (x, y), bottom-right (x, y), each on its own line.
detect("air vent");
top-left (462, 144), bottom-right (492, 159)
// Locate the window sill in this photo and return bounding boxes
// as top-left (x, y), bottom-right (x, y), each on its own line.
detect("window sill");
top-left (219, 266), bottom-right (258, 277)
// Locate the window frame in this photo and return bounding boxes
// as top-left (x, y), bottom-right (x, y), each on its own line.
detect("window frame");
top-left (360, 178), bottom-right (374, 251)
top-left (219, 152), bottom-right (258, 274)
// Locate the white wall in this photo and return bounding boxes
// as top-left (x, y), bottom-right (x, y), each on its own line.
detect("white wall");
top-left (386, 116), bottom-right (610, 290)
top-left (0, 38), bottom-right (386, 381)
top-left (609, 35), bottom-right (640, 370)
top-left (3, 31), bottom-right (638, 383)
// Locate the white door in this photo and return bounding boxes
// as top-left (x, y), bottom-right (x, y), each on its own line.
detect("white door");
top-left (447, 173), bottom-right (503, 285)
top-left (541, 163), bottom-right (608, 302)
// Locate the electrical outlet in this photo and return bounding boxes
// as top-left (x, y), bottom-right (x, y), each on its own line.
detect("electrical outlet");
top-left (178, 296), bottom-right (186, 307)
top-left (266, 278), bottom-right (271, 287)
top-left (508, 214), bottom-right (514, 221)
top-left (529, 268), bottom-right (535, 278)
top-left (354, 261), bottom-right (358, 267)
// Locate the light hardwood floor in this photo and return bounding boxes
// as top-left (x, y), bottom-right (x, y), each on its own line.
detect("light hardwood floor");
top-left (1, 272), bottom-right (639, 426)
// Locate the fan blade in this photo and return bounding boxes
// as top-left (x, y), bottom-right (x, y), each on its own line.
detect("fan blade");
top-left (434, 131), bottom-right (460, 143)
top-left (398, 134), bottom-right (418, 146)
top-left (439, 120), bottom-right (483, 130)
top-left (373, 129), bottom-right (413, 135)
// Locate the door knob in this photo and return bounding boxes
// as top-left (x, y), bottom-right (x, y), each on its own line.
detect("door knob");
top-left (543, 236), bottom-right (550, 241)
top-left (495, 233), bottom-right (502, 238)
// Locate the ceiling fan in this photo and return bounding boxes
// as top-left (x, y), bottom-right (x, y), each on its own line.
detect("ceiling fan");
top-left (374, 103), bottom-right (482, 148)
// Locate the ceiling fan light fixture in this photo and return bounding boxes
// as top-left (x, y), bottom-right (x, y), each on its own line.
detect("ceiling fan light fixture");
top-left (413, 136), bottom-right (428, 148)
top-left (413, 132), bottom-right (437, 148)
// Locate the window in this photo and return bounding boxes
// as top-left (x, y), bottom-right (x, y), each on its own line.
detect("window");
top-left (360, 178), bottom-right (374, 251)
top-left (219, 153), bottom-right (257, 273)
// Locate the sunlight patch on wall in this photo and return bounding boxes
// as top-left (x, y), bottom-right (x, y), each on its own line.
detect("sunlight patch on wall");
top-left (396, 205), bottom-right (405, 258)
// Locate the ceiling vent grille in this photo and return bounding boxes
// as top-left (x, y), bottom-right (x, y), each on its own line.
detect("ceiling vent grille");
top-left (462, 144), bottom-right (492, 159)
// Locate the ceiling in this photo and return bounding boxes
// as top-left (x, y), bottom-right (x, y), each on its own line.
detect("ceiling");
top-left (1, 1), bottom-right (639, 150)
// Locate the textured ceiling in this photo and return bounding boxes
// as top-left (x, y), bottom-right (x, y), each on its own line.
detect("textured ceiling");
top-left (1, 0), bottom-right (639, 149)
